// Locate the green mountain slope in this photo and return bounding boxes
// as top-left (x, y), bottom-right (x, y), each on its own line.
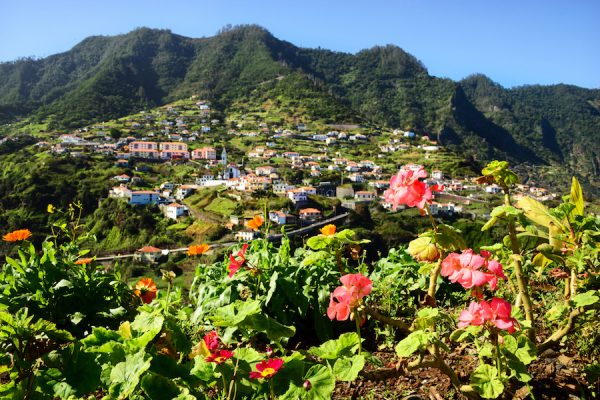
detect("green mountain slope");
top-left (0, 25), bottom-right (598, 191)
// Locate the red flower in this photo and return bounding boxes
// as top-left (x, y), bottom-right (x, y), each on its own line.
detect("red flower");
top-left (228, 243), bottom-right (249, 278)
top-left (249, 358), bottom-right (284, 379)
top-left (3, 229), bottom-right (32, 242)
top-left (383, 167), bottom-right (443, 210)
top-left (327, 273), bottom-right (372, 322)
top-left (205, 349), bottom-right (234, 364)
top-left (134, 278), bottom-right (157, 304)
top-left (203, 331), bottom-right (220, 352)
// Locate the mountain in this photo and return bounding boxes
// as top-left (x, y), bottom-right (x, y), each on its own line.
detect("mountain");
top-left (0, 25), bottom-right (598, 191)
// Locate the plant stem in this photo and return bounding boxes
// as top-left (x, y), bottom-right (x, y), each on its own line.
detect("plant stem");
top-left (427, 259), bottom-right (443, 301)
top-left (364, 304), bottom-right (410, 334)
top-left (504, 192), bottom-right (534, 339)
top-left (424, 203), bottom-right (443, 302)
top-left (355, 314), bottom-right (363, 355)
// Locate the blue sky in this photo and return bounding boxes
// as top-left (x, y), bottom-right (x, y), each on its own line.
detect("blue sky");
top-left (1, 0), bottom-right (598, 88)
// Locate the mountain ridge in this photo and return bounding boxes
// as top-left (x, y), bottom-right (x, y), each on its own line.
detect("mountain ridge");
top-left (0, 25), bottom-right (598, 191)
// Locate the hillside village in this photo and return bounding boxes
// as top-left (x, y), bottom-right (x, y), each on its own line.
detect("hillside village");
top-left (33, 97), bottom-right (558, 245)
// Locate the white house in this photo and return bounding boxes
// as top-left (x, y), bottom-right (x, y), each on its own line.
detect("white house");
top-left (268, 210), bottom-right (295, 225)
top-left (129, 191), bottom-right (160, 206)
top-left (235, 230), bottom-right (258, 241)
top-left (354, 191), bottom-right (376, 202)
top-left (175, 185), bottom-right (198, 200)
top-left (431, 170), bottom-right (443, 180)
top-left (163, 203), bottom-right (188, 220)
top-left (287, 189), bottom-right (308, 203)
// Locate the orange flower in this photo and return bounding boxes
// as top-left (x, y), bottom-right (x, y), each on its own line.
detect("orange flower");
top-left (134, 278), bottom-right (157, 304)
top-left (320, 224), bottom-right (336, 236)
top-left (74, 258), bottom-right (93, 265)
top-left (187, 244), bottom-right (209, 256)
top-left (246, 215), bottom-right (264, 231)
top-left (3, 229), bottom-right (32, 242)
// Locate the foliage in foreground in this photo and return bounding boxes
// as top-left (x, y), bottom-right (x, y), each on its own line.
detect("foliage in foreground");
top-left (0, 161), bottom-right (599, 399)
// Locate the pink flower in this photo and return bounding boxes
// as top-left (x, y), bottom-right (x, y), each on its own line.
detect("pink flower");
top-left (488, 298), bottom-right (517, 333)
top-left (327, 273), bottom-right (372, 322)
top-left (327, 295), bottom-right (351, 321)
top-left (458, 301), bottom-right (489, 328)
top-left (228, 243), bottom-right (249, 278)
top-left (457, 298), bottom-right (517, 333)
top-left (441, 249), bottom-right (507, 291)
top-left (249, 358), bottom-right (284, 379)
top-left (383, 167), bottom-right (443, 210)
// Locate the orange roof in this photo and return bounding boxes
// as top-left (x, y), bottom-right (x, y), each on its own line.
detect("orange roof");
top-left (138, 246), bottom-right (162, 253)
top-left (299, 208), bottom-right (321, 214)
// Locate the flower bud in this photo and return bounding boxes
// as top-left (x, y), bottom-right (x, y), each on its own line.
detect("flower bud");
top-left (265, 346), bottom-right (273, 357)
top-left (303, 380), bottom-right (312, 391)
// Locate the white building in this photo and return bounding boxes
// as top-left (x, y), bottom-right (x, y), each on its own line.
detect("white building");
top-left (163, 203), bottom-right (187, 220)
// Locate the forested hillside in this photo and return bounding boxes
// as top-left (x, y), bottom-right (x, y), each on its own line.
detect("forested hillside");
top-left (0, 25), bottom-right (598, 192)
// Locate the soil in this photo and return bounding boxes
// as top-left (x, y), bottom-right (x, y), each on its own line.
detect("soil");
top-left (333, 349), bottom-right (598, 400)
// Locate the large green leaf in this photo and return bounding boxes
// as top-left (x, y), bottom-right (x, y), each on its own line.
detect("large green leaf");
top-left (245, 314), bottom-right (296, 342)
top-left (308, 332), bottom-right (360, 360)
top-left (570, 176), bottom-right (584, 217)
top-left (108, 350), bottom-right (152, 399)
top-left (141, 372), bottom-right (182, 400)
top-left (515, 197), bottom-right (563, 229)
top-left (281, 364), bottom-right (335, 400)
top-left (333, 355), bottom-right (365, 381)
top-left (470, 363), bottom-right (504, 399)
top-left (208, 300), bottom-right (261, 327)
top-left (395, 330), bottom-right (434, 358)
top-left (572, 290), bottom-right (599, 308)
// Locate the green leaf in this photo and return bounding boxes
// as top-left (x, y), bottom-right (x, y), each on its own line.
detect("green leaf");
top-left (470, 363), bottom-right (504, 398)
top-left (281, 364), bottom-right (336, 400)
top-left (506, 358), bottom-right (532, 383)
top-left (265, 270), bottom-right (278, 305)
top-left (333, 355), bottom-right (365, 381)
top-left (129, 312), bottom-right (164, 349)
top-left (300, 251), bottom-right (331, 267)
top-left (412, 307), bottom-right (439, 330)
top-left (572, 290), bottom-right (599, 308)
top-left (514, 336), bottom-right (537, 365)
top-left (244, 313), bottom-right (296, 342)
top-left (570, 177), bottom-right (584, 217)
top-left (306, 236), bottom-right (330, 250)
top-left (395, 331), bottom-right (434, 358)
top-left (108, 350), bottom-right (152, 399)
top-left (308, 332), bottom-right (360, 360)
top-left (515, 197), bottom-right (563, 229)
top-left (190, 357), bottom-right (215, 382)
top-left (481, 216), bottom-right (498, 232)
top-left (208, 300), bottom-right (261, 327)
top-left (141, 372), bottom-right (182, 400)
top-left (435, 224), bottom-right (466, 251)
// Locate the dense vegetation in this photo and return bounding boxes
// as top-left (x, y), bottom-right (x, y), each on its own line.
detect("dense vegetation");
top-left (0, 25), bottom-right (598, 193)
top-left (0, 164), bottom-right (598, 399)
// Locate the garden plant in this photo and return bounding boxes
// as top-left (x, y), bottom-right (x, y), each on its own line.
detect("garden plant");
top-left (0, 161), bottom-right (598, 399)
